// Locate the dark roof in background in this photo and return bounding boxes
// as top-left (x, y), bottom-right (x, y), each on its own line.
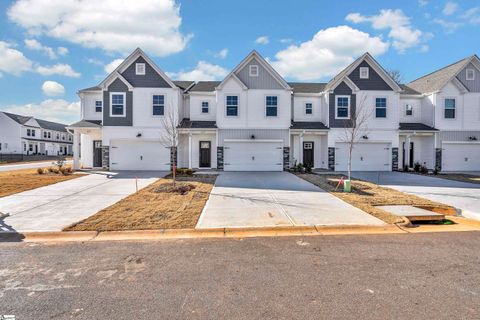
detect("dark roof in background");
top-left (290, 121), bottom-right (329, 130)
top-left (288, 82), bottom-right (326, 93)
top-left (399, 123), bottom-right (438, 131)
top-left (173, 81), bottom-right (195, 91)
top-left (2, 111), bottom-right (69, 132)
top-left (68, 119), bottom-right (102, 128)
top-left (399, 84), bottom-right (421, 95)
top-left (2, 111), bottom-right (31, 125)
top-left (78, 85), bottom-right (101, 92)
top-left (178, 118), bottom-right (217, 129)
top-left (189, 81), bottom-right (221, 92)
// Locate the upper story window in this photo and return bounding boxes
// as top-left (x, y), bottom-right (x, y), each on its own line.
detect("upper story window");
top-left (31, 129), bottom-right (35, 137)
top-left (95, 100), bottom-right (103, 113)
top-left (136, 63), bottom-right (146, 75)
top-left (43, 131), bottom-right (47, 138)
top-left (27, 129), bottom-right (31, 136)
top-left (226, 95), bottom-right (238, 116)
top-left (405, 104), bottom-right (413, 116)
top-left (360, 67), bottom-right (369, 79)
top-left (375, 97), bottom-right (387, 118)
top-left (305, 103), bottom-right (313, 115)
top-left (201, 101), bottom-right (209, 113)
top-left (266, 96), bottom-right (278, 117)
top-left (110, 92), bottom-right (126, 117)
top-left (152, 95), bottom-right (165, 116)
top-left (249, 65), bottom-right (259, 77)
top-left (444, 98), bottom-right (456, 119)
top-left (48, 132), bottom-right (51, 139)
top-left (62, 134), bottom-right (65, 140)
top-left (56, 133), bottom-right (59, 139)
top-left (466, 68), bottom-right (475, 81)
top-left (68, 135), bottom-right (72, 141)
top-left (335, 96), bottom-right (350, 119)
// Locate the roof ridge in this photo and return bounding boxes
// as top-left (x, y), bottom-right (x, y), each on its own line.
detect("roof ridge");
top-left (408, 56), bottom-right (471, 84)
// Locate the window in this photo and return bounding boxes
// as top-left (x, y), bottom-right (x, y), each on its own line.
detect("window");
top-left (375, 98), bottom-right (387, 118)
top-left (136, 63), bottom-right (146, 75)
top-left (249, 65), bottom-right (259, 77)
top-left (335, 96), bottom-right (350, 119)
top-left (29, 144), bottom-right (33, 152)
top-left (444, 98), bottom-right (456, 119)
top-left (466, 68), bottom-right (475, 81)
top-left (56, 133), bottom-right (59, 139)
top-left (62, 134), bottom-right (65, 140)
top-left (360, 67), bottom-right (369, 79)
top-left (266, 96), bottom-right (278, 117)
top-left (110, 93), bottom-right (126, 116)
top-left (44, 131), bottom-right (47, 138)
top-left (27, 129), bottom-right (31, 136)
top-left (201, 101), bottom-right (209, 113)
top-left (226, 95), bottom-right (238, 116)
top-left (152, 95), bottom-right (164, 116)
top-left (405, 104), bottom-right (413, 116)
top-left (31, 129), bottom-right (35, 137)
top-left (68, 135), bottom-right (72, 141)
top-left (23, 144), bottom-right (26, 151)
top-left (305, 103), bottom-right (313, 115)
top-left (95, 100), bottom-right (103, 113)
top-left (48, 132), bottom-right (51, 139)
top-left (0, 143), bottom-right (2, 151)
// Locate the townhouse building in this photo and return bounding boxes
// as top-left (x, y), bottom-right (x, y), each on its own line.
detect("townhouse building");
top-left (69, 48), bottom-right (480, 172)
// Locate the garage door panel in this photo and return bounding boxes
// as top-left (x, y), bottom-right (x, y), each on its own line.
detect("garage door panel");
top-left (442, 143), bottom-right (480, 171)
top-left (110, 140), bottom-right (170, 171)
top-left (335, 143), bottom-right (391, 171)
top-left (224, 141), bottom-right (283, 171)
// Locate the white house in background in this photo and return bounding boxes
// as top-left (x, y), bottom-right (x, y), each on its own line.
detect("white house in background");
top-left (0, 111), bottom-right (73, 156)
top-left (69, 48), bottom-right (479, 172)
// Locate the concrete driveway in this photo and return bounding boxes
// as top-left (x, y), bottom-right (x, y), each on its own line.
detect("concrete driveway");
top-left (196, 172), bottom-right (385, 229)
top-left (0, 171), bottom-right (166, 232)
top-left (0, 160), bottom-right (73, 172)
top-left (351, 171), bottom-right (480, 221)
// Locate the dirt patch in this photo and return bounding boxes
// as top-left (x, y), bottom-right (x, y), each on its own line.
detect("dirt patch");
top-left (0, 168), bottom-right (84, 198)
top-left (297, 173), bottom-right (454, 224)
top-left (64, 175), bottom-right (217, 231)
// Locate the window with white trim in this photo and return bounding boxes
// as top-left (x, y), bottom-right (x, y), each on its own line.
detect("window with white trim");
top-left (27, 129), bottom-right (31, 136)
top-left (201, 101), bottom-right (209, 113)
top-left (48, 132), bottom-right (51, 139)
top-left (95, 100), bottom-right (103, 112)
top-left (110, 92), bottom-right (126, 116)
top-left (335, 96), bottom-right (350, 119)
top-left (466, 68), bottom-right (475, 81)
top-left (152, 95), bottom-right (164, 116)
top-left (44, 131), bottom-right (47, 138)
top-left (31, 129), bottom-right (35, 137)
top-left (375, 97), bottom-right (387, 118)
top-left (226, 96), bottom-right (238, 116)
top-left (360, 67), bottom-right (369, 79)
top-left (405, 104), bottom-right (413, 116)
top-left (136, 63), bottom-right (146, 75)
top-left (266, 96), bottom-right (278, 117)
top-left (305, 103), bottom-right (313, 115)
top-left (249, 65), bottom-right (259, 77)
top-left (444, 98), bottom-right (456, 119)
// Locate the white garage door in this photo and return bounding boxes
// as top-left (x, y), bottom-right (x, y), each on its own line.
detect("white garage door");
top-left (110, 140), bottom-right (170, 171)
top-left (335, 142), bottom-right (391, 171)
top-left (442, 142), bottom-right (480, 171)
top-left (224, 141), bottom-right (283, 171)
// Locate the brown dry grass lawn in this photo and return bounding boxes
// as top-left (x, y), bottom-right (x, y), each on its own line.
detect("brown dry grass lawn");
top-left (0, 169), bottom-right (83, 198)
top-left (436, 173), bottom-right (480, 185)
top-left (65, 174), bottom-right (217, 231)
top-left (298, 173), bottom-right (454, 224)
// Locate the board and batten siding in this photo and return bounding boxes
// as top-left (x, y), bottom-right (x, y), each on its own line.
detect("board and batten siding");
top-left (329, 81), bottom-right (356, 128)
top-left (348, 61), bottom-right (394, 91)
top-left (103, 78), bottom-right (133, 126)
top-left (218, 129), bottom-right (289, 146)
top-left (456, 63), bottom-right (480, 92)
top-left (121, 57), bottom-right (172, 88)
top-left (235, 57), bottom-right (284, 90)
top-left (437, 131), bottom-right (480, 144)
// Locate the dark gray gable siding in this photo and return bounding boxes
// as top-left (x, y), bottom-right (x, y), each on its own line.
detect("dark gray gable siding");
top-left (329, 81), bottom-right (356, 128)
top-left (348, 61), bottom-right (393, 91)
top-left (121, 57), bottom-right (171, 88)
top-left (103, 78), bottom-right (133, 126)
top-left (456, 62), bottom-right (480, 92)
top-left (235, 57), bottom-right (284, 89)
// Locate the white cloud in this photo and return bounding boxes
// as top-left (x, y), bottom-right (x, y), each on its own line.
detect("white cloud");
top-left (270, 26), bottom-right (389, 81)
top-left (0, 41), bottom-right (33, 76)
top-left (443, 2), bottom-right (458, 16)
top-left (432, 18), bottom-right (463, 33)
top-left (8, 0), bottom-right (192, 57)
top-left (167, 61), bottom-right (228, 81)
top-left (215, 48), bottom-right (229, 59)
top-left (462, 7), bottom-right (480, 24)
top-left (42, 81), bottom-right (65, 96)
top-left (104, 58), bottom-right (124, 74)
top-left (255, 36), bottom-right (269, 45)
top-left (419, 0), bottom-right (428, 7)
top-left (57, 47), bottom-right (69, 56)
top-left (0, 99), bottom-right (80, 123)
top-left (36, 63), bottom-right (81, 77)
top-left (24, 39), bottom-right (58, 59)
top-left (87, 57), bottom-right (103, 65)
top-left (346, 9), bottom-right (425, 53)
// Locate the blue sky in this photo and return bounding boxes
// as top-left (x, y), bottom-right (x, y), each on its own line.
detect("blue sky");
top-left (0, 0), bottom-right (479, 123)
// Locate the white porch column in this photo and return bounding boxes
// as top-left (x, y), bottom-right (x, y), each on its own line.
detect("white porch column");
top-left (188, 133), bottom-right (192, 169)
top-left (406, 135), bottom-right (411, 168)
top-left (73, 131), bottom-right (80, 170)
top-left (299, 131), bottom-right (304, 164)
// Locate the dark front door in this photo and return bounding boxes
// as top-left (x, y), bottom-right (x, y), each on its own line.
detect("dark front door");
top-left (93, 140), bottom-right (102, 167)
top-left (402, 141), bottom-right (415, 168)
top-left (409, 142), bottom-right (414, 168)
top-left (303, 141), bottom-right (314, 167)
top-left (199, 141), bottom-right (211, 168)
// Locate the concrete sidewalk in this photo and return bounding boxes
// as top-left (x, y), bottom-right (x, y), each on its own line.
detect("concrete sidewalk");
top-left (0, 171), bottom-right (166, 232)
top-left (0, 160), bottom-right (73, 172)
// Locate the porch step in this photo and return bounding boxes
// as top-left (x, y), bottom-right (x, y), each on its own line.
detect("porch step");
top-left (377, 205), bottom-right (445, 221)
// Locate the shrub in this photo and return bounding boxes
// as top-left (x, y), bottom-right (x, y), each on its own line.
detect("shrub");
top-left (37, 168), bottom-right (45, 174)
top-left (55, 157), bottom-right (66, 169)
top-left (65, 166), bottom-right (73, 173)
top-left (304, 163), bottom-right (312, 173)
top-left (176, 168), bottom-right (194, 176)
top-left (420, 165), bottom-right (428, 174)
top-left (413, 162), bottom-right (421, 172)
top-left (154, 182), bottom-right (196, 195)
top-left (52, 168), bottom-right (60, 174)
top-left (48, 167), bottom-right (55, 173)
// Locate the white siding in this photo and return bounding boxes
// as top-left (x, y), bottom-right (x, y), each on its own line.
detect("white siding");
top-left (189, 94), bottom-right (217, 121)
top-left (293, 95), bottom-right (326, 123)
top-left (81, 91), bottom-right (103, 121)
top-left (355, 91), bottom-right (400, 130)
top-left (0, 113), bottom-right (22, 154)
top-left (132, 87), bottom-right (180, 127)
top-left (399, 97), bottom-right (423, 123)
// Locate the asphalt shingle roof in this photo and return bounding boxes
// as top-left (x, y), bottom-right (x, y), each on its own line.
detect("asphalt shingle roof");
top-left (2, 111), bottom-right (31, 125)
top-left (399, 84), bottom-right (421, 95)
top-left (178, 118), bottom-right (217, 129)
top-left (399, 123), bottom-right (438, 131)
top-left (189, 81), bottom-right (221, 92)
top-left (173, 81), bottom-right (195, 91)
top-left (2, 111), bottom-right (69, 132)
top-left (68, 119), bottom-right (102, 128)
top-left (290, 121), bottom-right (329, 130)
top-left (78, 86), bottom-right (101, 92)
top-left (288, 82), bottom-right (326, 93)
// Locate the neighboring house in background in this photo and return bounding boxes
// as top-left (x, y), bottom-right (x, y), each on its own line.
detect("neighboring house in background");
top-left (69, 48), bottom-right (479, 172)
top-left (0, 111), bottom-right (73, 156)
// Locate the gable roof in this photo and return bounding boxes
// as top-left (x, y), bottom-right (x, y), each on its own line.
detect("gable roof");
top-left (407, 55), bottom-right (480, 94)
top-left (325, 52), bottom-right (402, 92)
top-left (289, 82), bottom-right (326, 93)
top-left (78, 85), bottom-right (101, 93)
top-left (2, 111), bottom-right (31, 125)
top-left (399, 84), bottom-right (421, 95)
top-left (1, 111), bottom-right (69, 132)
top-left (189, 81), bottom-right (222, 92)
top-left (217, 50), bottom-right (291, 90)
top-left (173, 81), bottom-right (195, 92)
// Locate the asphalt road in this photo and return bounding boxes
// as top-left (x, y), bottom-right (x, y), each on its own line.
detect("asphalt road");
top-left (1, 232), bottom-right (479, 319)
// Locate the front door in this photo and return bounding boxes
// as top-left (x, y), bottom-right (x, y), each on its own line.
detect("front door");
top-left (402, 141), bottom-right (415, 169)
top-left (199, 141), bottom-right (211, 168)
top-left (303, 141), bottom-right (314, 167)
top-left (93, 140), bottom-right (103, 167)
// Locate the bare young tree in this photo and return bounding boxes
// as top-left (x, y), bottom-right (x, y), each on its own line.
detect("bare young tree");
top-left (159, 103), bottom-right (179, 186)
top-left (387, 69), bottom-right (403, 84)
top-left (339, 94), bottom-right (372, 184)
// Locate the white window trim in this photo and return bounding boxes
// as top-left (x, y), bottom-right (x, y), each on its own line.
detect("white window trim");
top-left (375, 96), bottom-right (388, 119)
top-left (249, 65), bottom-right (259, 77)
top-left (466, 68), bottom-right (475, 81)
top-left (152, 93), bottom-right (166, 117)
top-left (405, 103), bottom-right (414, 116)
top-left (305, 102), bottom-right (313, 115)
top-left (95, 100), bottom-right (103, 112)
top-left (359, 67), bottom-right (369, 79)
top-left (265, 95), bottom-right (279, 117)
top-left (110, 92), bottom-right (126, 117)
top-left (201, 101), bottom-right (209, 114)
top-left (225, 94), bottom-right (239, 117)
top-left (136, 63), bottom-right (146, 75)
top-left (444, 97), bottom-right (456, 120)
top-left (335, 95), bottom-right (350, 119)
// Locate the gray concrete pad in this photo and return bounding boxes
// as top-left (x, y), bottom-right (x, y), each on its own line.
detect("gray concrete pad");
top-left (0, 171), bottom-right (167, 232)
top-left (377, 205), bottom-right (445, 221)
top-left (196, 172), bottom-right (385, 229)
top-left (351, 171), bottom-right (480, 221)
